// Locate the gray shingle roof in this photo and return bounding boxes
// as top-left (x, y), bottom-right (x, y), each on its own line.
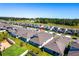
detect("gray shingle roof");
top-left (30, 31), bottom-right (53, 45)
top-left (37, 32), bottom-right (53, 45)
top-left (26, 29), bottom-right (37, 39)
top-left (44, 35), bottom-right (71, 55)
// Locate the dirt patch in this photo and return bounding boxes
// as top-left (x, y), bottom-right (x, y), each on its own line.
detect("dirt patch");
top-left (0, 40), bottom-right (11, 51)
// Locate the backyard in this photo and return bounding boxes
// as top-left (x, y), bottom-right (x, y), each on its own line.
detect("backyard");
top-left (0, 31), bottom-right (51, 56)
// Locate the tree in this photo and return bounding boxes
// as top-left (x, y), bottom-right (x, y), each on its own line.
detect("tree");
top-left (20, 42), bottom-right (24, 47)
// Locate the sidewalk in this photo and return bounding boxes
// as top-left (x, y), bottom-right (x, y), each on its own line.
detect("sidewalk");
top-left (20, 50), bottom-right (29, 56)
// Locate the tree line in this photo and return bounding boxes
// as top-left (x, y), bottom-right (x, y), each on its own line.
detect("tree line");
top-left (0, 17), bottom-right (79, 26)
top-left (35, 18), bottom-right (79, 26)
top-left (0, 17), bottom-right (32, 21)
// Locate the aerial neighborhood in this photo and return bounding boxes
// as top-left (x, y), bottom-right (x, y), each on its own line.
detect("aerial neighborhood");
top-left (0, 3), bottom-right (79, 56)
top-left (0, 17), bottom-right (79, 56)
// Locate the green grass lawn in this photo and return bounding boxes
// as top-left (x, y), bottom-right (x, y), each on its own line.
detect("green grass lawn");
top-left (3, 44), bottom-right (27, 56)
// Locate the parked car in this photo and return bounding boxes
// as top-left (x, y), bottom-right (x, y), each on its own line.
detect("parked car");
top-left (65, 29), bottom-right (76, 35)
top-left (57, 28), bottom-right (66, 33)
top-left (44, 26), bottom-right (51, 30)
top-left (50, 26), bottom-right (54, 31)
top-left (52, 27), bottom-right (58, 32)
top-left (76, 30), bottom-right (79, 36)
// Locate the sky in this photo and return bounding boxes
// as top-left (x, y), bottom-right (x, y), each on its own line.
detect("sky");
top-left (0, 3), bottom-right (79, 19)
